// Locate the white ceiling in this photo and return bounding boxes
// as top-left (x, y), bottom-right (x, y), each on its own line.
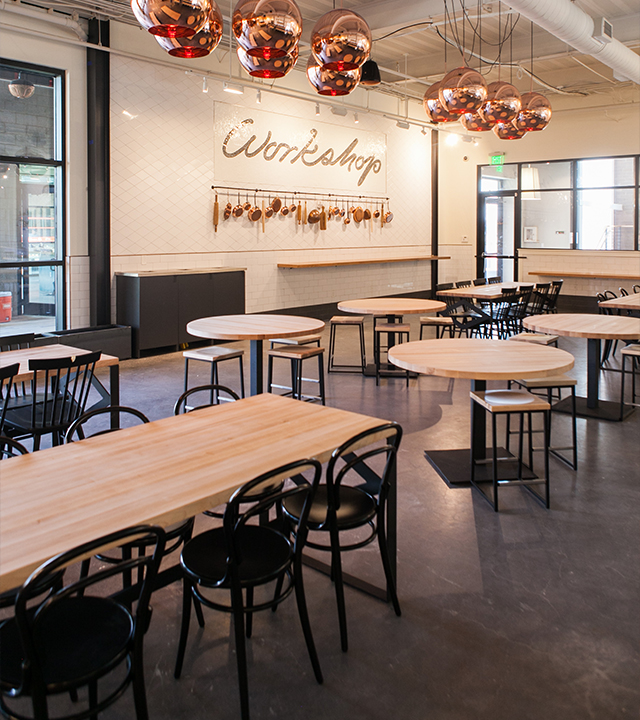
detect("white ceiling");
top-left (6, 0), bottom-right (640, 98)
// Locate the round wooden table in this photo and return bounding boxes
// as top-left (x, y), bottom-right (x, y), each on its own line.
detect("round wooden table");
top-left (187, 315), bottom-right (325, 395)
top-left (523, 313), bottom-right (640, 420)
top-left (337, 298), bottom-right (447, 378)
top-left (388, 338), bottom-right (575, 485)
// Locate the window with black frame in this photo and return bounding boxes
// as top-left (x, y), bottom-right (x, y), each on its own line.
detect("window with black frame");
top-left (0, 60), bottom-right (64, 335)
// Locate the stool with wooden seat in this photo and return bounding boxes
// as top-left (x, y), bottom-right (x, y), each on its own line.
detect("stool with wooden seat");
top-left (374, 323), bottom-right (410, 386)
top-left (620, 343), bottom-right (640, 420)
top-left (328, 315), bottom-right (366, 373)
top-left (509, 332), bottom-right (559, 347)
top-left (419, 315), bottom-right (454, 339)
top-left (183, 345), bottom-right (245, 400)
top-left (507, 374), bottom-right (578, 470)
top-left (470, 389), bottom-right (551, 511)
top-left (269, 333), bottom-right (322, 349)
top-left (267, 345), bottom-right (326, 404)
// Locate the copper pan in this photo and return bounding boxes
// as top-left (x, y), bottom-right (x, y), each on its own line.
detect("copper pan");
top-left (384, 210), bottom-right (394, 223)
top-left (363, 207), bottom-right (372, 221)
top-left (264, 205), bottom-right (274, 218)
top-left (271, 196), bottom-right (282, 213)
top-left (308, 208), bottom-right (321, 224)
top-left (353, 206), bottom-right (364, 223)
top-left (248, 206), bottom-right (262, 221)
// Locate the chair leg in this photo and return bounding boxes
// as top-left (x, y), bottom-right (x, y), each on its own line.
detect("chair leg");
top-left (245, 586), bottom-right (254, 638)
top-left (131, 642), bottom-right (150, 720)
top-left (230, 582), bottom-right (250, 720)
top-left (620, 354), bottom-right (627, 420)
top-left (329, 521), bottom-right (348, 652)
top-left (174, 578), bottom-right (193, 679)
top-left (88, 679), bottom-right (99, 720)
top-left (238, 355), bottom-right (245, 398)
top-left (570, 387), bottom-right (578, 470)
top-left (359, 323), bottom-right (366, 371)
top-left (318, 353), bottom-right (326, 405)
top-left (184, 358), bottom-right (190, 393)
top-left (292, 555), bottom-right (323, 683)
top-left (266, 355), bottom-right (274, 394)
top-left (376, 506), bottom-right (401, 617)
top-left (492, 413), bottom-right (499, 512)
top-left (328, 323), bottom-right (337, 371)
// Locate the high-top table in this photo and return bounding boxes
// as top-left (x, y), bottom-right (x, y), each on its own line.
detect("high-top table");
top-left (337, 297), bottom-right (447, 377)
top-left (599, 293), bottom-right (640, 314)
top-left (0, 343), bottom-right (120, 407)
top-left (187, 315), bottom-right (325, 395)
top-left (0, 394), bottom-right (395, 601)
top-left (435, 283), bottom-right (526, 300)
top-left (388, 339), bottom-right (574, 486)
top-left (523, 313), bottom-right (640, 420)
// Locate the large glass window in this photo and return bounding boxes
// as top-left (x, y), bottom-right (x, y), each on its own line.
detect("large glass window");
top-left (0, 61), bottom-right (64, 336)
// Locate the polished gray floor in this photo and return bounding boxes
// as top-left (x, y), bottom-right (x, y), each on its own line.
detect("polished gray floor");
top-left (79, 321), bottom-right (640, 718)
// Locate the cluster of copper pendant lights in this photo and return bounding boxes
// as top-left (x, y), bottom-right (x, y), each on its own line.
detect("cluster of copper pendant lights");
top-left (130, 0), bottom-right (551, 138)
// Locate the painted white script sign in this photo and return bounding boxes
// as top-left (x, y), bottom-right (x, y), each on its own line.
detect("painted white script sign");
top-left (214, 103), bottom-right (387, 193)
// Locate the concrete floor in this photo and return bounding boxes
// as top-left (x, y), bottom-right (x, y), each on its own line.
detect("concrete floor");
top-left (50, 320), bottom-right (640, 718)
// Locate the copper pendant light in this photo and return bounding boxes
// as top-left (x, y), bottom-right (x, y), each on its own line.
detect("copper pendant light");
top-left (232, 0), bottom-right (302, 60)
top-left (513, 91), bottom-right (552, 132)
top-left (479, 81), bottom-right (521, 125)
top-left (8, 74), bottom-right (35, 99)
top-left (132, 0), bottom-right (210, 38)
top-left (493, 120), bottom-right (527, 140)
top-left (238, 44), bottom-right (298, 78)
top-left (460, 111), bottom-right (494, 132)
top-left (306, 56), bottom-right (361, 96)
top-left (439, 67), bottom-right (488, 115)
top-left (155, 2), bottom-right (223, 56)
top-left (311, 9), bottom-right (371, 71)
top-left (423, 81), bottom-right (458, 124)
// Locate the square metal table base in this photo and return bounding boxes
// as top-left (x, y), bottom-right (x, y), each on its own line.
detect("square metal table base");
top-left (425, 448), bottom-right (537, 487)
top-left (553, 395), bottom-right (633, 422)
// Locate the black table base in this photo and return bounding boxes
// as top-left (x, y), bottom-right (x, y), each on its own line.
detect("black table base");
top-left (553, 395), bottom-right (633, 421)
top-left (425, 448), bottom-right (538, 487)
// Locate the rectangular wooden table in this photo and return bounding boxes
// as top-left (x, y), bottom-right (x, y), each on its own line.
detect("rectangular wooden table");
top-left (0, 394), bottom-right (395, 600)
top-left (0, 343), bottom-right (120, 408)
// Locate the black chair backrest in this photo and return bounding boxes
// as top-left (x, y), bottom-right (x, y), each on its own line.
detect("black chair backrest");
top-left (529, 283), bottom-right (550, 315)
top-left (619, 287), bottom-right (629, 296)
top-left (0, 435), bottom-right (29, 460)
top-left (13, 525), bottom-right (165, 702)
top-left (501, 287), bottom-right (518, 296)
top-left (65, 405), bottom-right (149, 442)
top-left (436, 283), bottom-right (454, 292)
top-left (473, 278), bottom-right (487, 286)
top-left (441, 300), bottom-right (492, 333)
top-left (0, 362), bottom-right (19, 432)
top-left (174, 384), bottom-right (240, 415)
top-left (326, 423), bottom-right (402, 506)
top-left (27, 351), bottom-right (101, 433)
top-left (456, 280), bottom-right (472, 288)
top-left (633, 285), bottom-right (640, 293)
top-left (602, 290), bottom-right (617, 300)
top-left (222, 459), bottom-right (322, 582)
top-left (487, 276), bottom-right (502, 284)
top-left (0, 333), bottom-right (36, 352)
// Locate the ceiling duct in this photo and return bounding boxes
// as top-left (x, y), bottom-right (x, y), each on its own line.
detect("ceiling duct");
top-left (504, 0), bottom-right (640, 85)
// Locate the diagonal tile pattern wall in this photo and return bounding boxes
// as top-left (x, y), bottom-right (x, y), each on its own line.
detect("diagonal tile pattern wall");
top-left (110, 56), bottom-right (436, 314)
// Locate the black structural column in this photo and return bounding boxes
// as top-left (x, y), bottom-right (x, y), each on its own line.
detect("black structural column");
top-left (87, 19), bottom-right (111, 326)
top-left (430, 129), bottom-right (439, 296)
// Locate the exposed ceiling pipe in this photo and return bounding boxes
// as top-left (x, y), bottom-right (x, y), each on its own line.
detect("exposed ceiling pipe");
top-left (0, 0), bottom-right (87, 40)
top-left (504, 0), bottom-right (640, 85)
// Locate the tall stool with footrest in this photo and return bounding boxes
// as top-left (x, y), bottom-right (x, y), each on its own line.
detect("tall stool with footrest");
top-left (267, 345), bottom-right (326, 404)
top-left (328, 316), bottom-right (366, 373)
top-left (183, 345), bottom-right (245, 400)
top-left (374, 323), bottom-right (410, 386)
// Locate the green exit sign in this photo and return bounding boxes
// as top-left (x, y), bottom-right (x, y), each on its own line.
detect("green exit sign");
top-left (490, 153), bottom-right (505, 165)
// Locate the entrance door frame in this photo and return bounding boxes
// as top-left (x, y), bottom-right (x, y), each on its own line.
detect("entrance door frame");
top-left (476, 186), bottom-right (521, 281)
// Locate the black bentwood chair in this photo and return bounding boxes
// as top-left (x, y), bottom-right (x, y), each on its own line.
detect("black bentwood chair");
top-left (174, 383), bottom-right (240, 415)
top-left (174, 459), bottom-right (323, 720)
top-left (0, 525), bottom-right (166, 720)
top-left (282, 423), bottom-right (403, 652)
top-left (0, 364), bottom-right (19, 435)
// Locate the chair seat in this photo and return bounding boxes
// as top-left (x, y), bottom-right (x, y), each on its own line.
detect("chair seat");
top-left (283, 485), bottom-right (376, 531)
top-left (181, 526), bottom-right (292, 587)
top-left (516, 374), bottom-right (577, 389)
top-left (267, 346), bottom-right (325, 360)
top-left (183, 346), bottom-right (243, 362)
top-left (419, 317), bottom-right (453, 325)
top-left (470, 390), bottom-right (550, 413)
top-left (0, 596), bottom-right (132, 690)
top-left (509, 332), bottom-right (559, 345)
top-left (4, 398), bottom-right (81, 434)
top-left (330, 316), bottom-right (364, 325)
top-left (374, 323), bottom-right (410, 333)
top-left (268, 334), bottom-right (322, 346)
top-left (621, 344), bottom-right (640, 357)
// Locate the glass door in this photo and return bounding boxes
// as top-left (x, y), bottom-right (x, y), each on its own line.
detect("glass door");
top-left (479, 194), bottom-right (517, 282)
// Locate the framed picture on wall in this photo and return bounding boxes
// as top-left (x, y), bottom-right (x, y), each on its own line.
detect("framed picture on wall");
top-left (523, 226), bottom-right (538, 243)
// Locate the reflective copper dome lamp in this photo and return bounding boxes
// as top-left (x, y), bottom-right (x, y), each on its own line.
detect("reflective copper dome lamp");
top-left (423, 81), bottom-right (458, 124)
top-left (311, 9), bottom-right (371, 71)
top-left (131, 0), bottom-right (211, 38)
top-left (155, 1), bottom-right (223, 56)
top-left (307, 56), bottom-right (362, 96)
top-left (238, 44), bottom-right (298, 78)
top-left (232, 0), bottom-right (302, 60)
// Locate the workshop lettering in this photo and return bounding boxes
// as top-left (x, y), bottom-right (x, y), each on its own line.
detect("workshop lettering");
top-left (222, 118), bottom-right (383, 187)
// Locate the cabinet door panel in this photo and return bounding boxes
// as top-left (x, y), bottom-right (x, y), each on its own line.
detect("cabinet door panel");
top-left (178, 274), bottom-right (217, 344)
top-left (139, 276), bottom-right (179, 350)
top-left (213, 272), bottom-right (246, 316)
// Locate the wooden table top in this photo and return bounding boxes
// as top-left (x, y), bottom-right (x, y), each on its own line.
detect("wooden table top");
top-left (523, 313), bottom-right (640, 340)
top-left (0, 344), bottom-right (119, 382)
top-left (0, 393), bottom-right (391, 592)
top-left (388, 338), bottom-right (574, 380)
top-left (337, 298), bottom-right (446, 315)
top-left (436, 283), bottom-right (528, 300)
top-left (187, 314), bottom-right (325, 341)
top-left (598, 294), bottom-right (640, 311)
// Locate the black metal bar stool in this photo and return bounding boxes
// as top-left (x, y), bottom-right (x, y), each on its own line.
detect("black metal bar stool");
top-left (328, 315), bottom-right (366, 373)
top-left (267, 346), bottom-right (326, 404)
top-left (620, 343), bottom-right (640, 419)
top-left (374, 323), bottom-right (410, 386)
top-left (470, 389), bottom-right (551, 511)
top-left (508, 374), bottom-right (578, 470)
top-left (183, 346), bottom-right (245, 400)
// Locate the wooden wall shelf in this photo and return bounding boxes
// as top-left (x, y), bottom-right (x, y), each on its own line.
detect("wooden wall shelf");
top-left (278, 256), bottom-right (450, 269)
top-left (528, 271), bottom-right (640, 280)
